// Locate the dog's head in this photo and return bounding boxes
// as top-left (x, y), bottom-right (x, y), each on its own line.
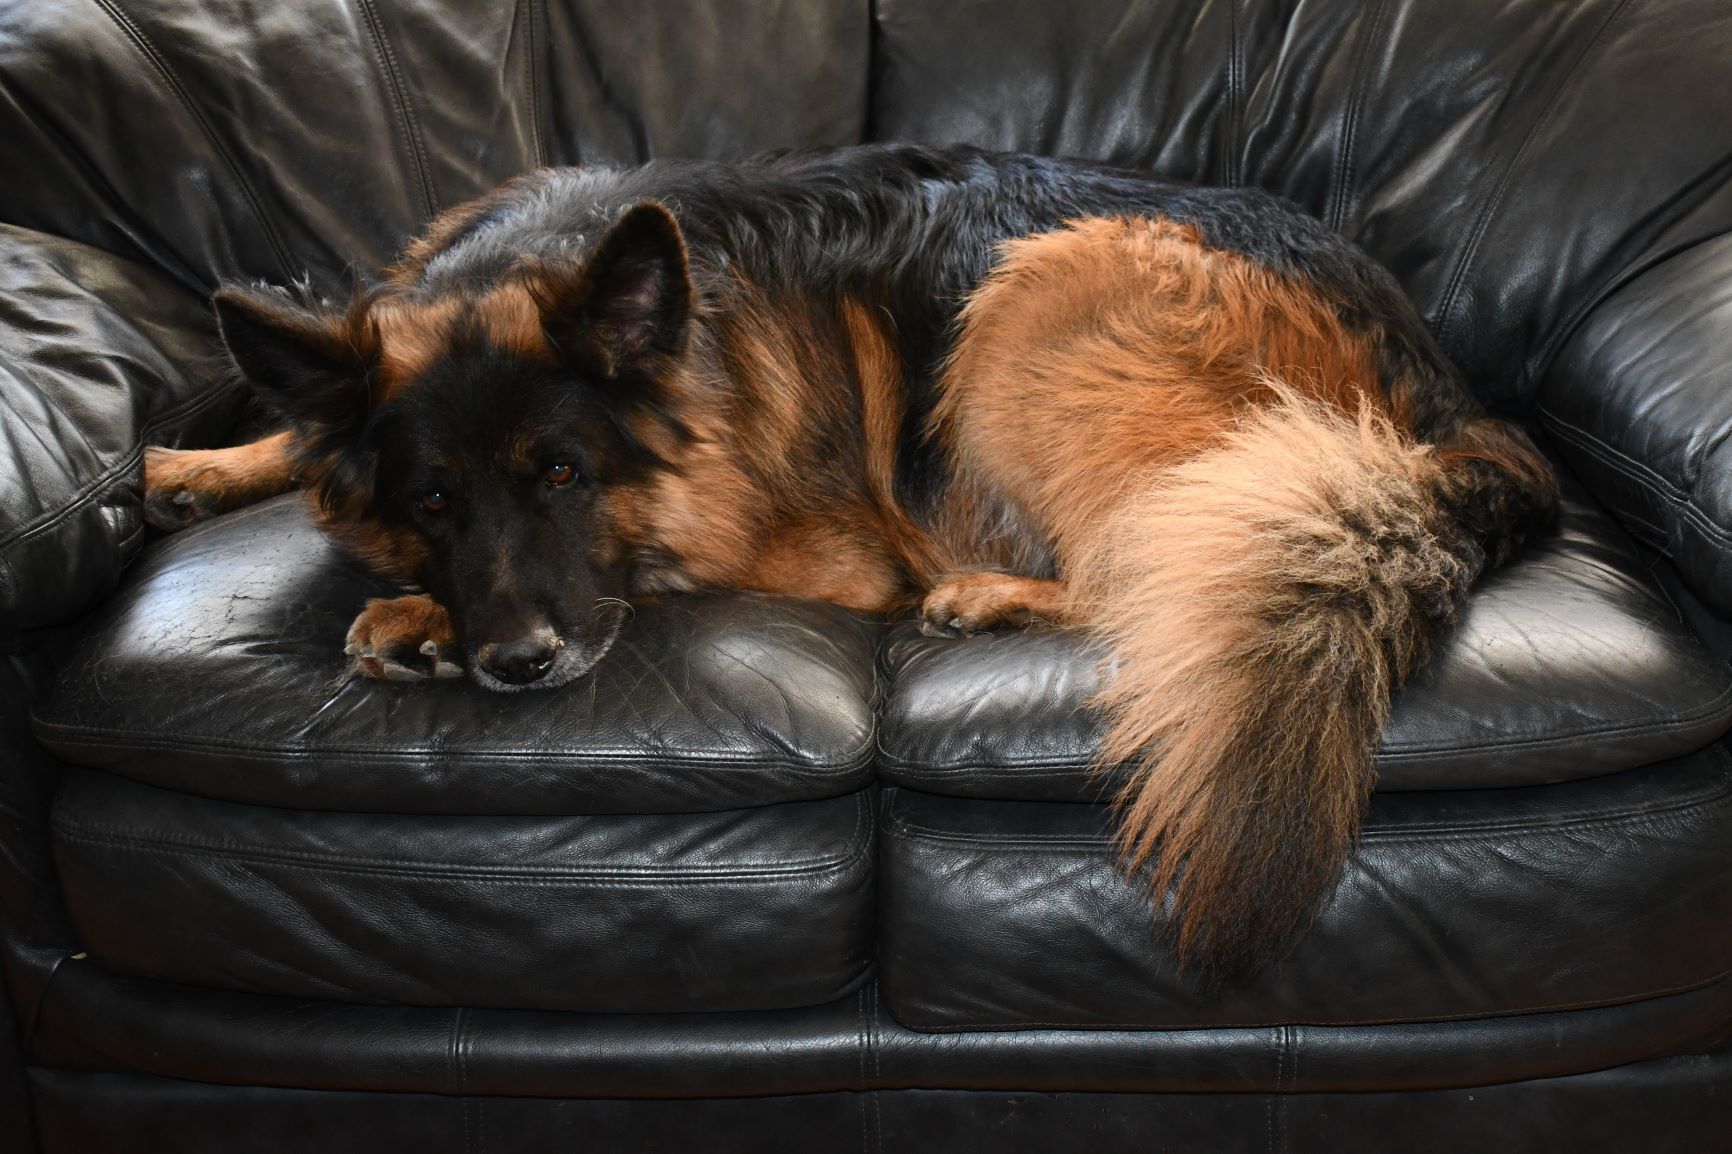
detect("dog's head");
top-left (215, 203), bottom-right (693, 691)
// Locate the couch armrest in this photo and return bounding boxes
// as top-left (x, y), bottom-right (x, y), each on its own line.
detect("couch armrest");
top-left (1537, 233), bottom-right (1732, 616)
top-left (0, 225), bottom-right (243, 639)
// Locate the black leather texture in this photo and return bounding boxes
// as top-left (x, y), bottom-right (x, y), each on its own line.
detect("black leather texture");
top-left (0, 226), bottom-right (241, 640)
top-left (1540, 234), bottom-right (1732, 617)
top-left (5, 0), bottom-right (1732, 1147)
top-left (31, 964), bottom-right (1732, 1099)
top-left (51, 769), bottom-right (873, 1013)
top-left (881, 482), bottom-right (1732, 800)
top-left (873, 0), bottom-right (1732, 416)
top-left (881, 745), bottom-right (1732, 1031)
top-left (33, 497), bottom-right (879, 815)
top-left (28, 1046), bottom-right (1732, 1154)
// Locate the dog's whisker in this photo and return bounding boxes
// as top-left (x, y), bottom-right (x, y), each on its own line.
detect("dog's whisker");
top-left (592, 596), bottom-right (636, 623)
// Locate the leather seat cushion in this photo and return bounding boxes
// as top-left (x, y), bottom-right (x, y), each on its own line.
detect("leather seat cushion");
top-left (880, 480), bottom-right (1732, 801)
top-left (49, 768), bottom-right (874, 1013)
top-left (880, 743), bottom-right (1732, 1031)
top-left (32, 496), bottom-right (879, 815)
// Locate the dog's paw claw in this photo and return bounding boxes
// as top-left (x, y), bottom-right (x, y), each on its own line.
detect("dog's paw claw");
top-left (171, 489), bottom-right (196, 506)
top-left (917, 613), bottom-right (963, 639)
top-left (346, 595), bottom-right (459, 684)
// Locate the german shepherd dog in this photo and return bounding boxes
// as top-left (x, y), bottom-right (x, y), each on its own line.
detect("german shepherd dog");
top-left (142, 144), bottom-right (1558, 979)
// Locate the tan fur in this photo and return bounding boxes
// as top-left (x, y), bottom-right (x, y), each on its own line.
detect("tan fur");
top-left (920, 572), bottom-right (1072, 633)
top-left (166, 209), bottom-right (1554, 976)
top-left (931, 217), bottom-right (1478, 974)
top-left (344, 593), bottom-right (461, 680)
top-left (142, 431), bottom-right (299, 526)
top-left (1069, 387), bottom-right (1462, 968)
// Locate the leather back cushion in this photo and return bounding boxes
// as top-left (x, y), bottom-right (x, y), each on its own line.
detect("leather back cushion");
top-left (3, 0), bottom-right (1730, 406)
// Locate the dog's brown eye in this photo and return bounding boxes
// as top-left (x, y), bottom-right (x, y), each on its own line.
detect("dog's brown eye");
top-left (418, 491), bottom-right (448, 514)
top-left (544, 463), bottom-right (577, 487)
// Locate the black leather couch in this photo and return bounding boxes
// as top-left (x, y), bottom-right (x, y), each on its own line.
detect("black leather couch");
top-left (3, 1), bottom-right (1732, 1149)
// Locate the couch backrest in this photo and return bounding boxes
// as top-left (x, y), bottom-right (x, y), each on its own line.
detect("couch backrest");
top-left (1, 0), bottom-right (1729, 406)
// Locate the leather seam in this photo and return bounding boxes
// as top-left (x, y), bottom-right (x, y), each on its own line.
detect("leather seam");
top-left (87, 0), bottom-right (296, 277)
top-left (51, 826), bottom-right (875, 885)
top-left (1324, 0), bottom-right (1389, 233)
top-left (30, 719), bottom-right (878, 778)
top-left (1431, 0), bottom-right (1634, 356)
top-left (1539, 405), bottom-right (1732, 549)
top-left (355, 0), bottom-right (439, 220)
top-left (0, 376), bottom-right (239, 553)
top-left (52, 792), bottom-right (873, 880)
top-left (899, 965), bottom-right (1732, 1033)
top-left (522, 0), bottom-right (547, 166)
top-left (1222, 0), bottom-right (1243, 187)
top-left (877, 677), bottom-right (1732, 778)
top-left (885, 758), bottom-right (1732, 847)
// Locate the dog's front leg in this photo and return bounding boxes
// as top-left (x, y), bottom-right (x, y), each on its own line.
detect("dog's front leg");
top-left (345, 594), bottom-right (463, 681)
top-left (142, 430), bottom-right (299, 530)
top-left (918, 572), bottom-right (1072, 637)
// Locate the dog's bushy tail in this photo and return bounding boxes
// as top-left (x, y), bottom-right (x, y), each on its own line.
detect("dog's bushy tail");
top-left (1067, 383), bottom-right (1555, 981)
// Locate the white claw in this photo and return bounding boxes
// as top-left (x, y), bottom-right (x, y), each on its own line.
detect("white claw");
top-left (172, 490), bottom-right (196, 506)
top-left (418, 639), bottom-right (440, 657)
top-left (343, 641), bottom-right (361, 657)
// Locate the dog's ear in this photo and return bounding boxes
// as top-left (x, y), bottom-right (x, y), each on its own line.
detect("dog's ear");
top-left (213, 286), bottom-right (376, 437)
top-left (533, 203), bottom-right (692, 379)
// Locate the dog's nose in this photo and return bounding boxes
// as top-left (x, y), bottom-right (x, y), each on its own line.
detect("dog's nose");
top-left (477, 636), bottom-right (558, 685)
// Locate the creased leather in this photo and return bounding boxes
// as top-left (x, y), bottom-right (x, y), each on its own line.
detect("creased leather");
top-left (0, 225), bottom-right (241, 639)
top-left (50, 769), bottom-right (874, 1014)
top-left (30, 965), bottom-right (1732, 1098)
top-left (873, 0), bottom-right (1732, 408)
top-left (880, 744), bottom-right (1732, 1031)
top-left (4, 0), bottom-right (1732, 1141)
top-left (33, 496), bottom-right (880, 815)
top-left (880, 479), bottom-right (1732, 800)
top-left (29, 1058), bottom-right (1732, 1154)
top-left (1539, 234), bottom-right (1732, 617)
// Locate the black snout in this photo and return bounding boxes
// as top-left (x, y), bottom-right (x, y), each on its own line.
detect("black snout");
top-left (477, 635), bottom-right (559, 685)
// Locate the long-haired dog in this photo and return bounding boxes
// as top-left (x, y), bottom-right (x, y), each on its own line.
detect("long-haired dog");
top-left (143, 145), bottom-right (1558, 979)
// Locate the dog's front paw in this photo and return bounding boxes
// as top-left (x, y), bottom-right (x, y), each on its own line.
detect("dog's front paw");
top-left (345, 595), bottom-right (463, 681)
top-left (142, 446), bottom-right (232, 531)
top-left (918, 573), bottom-right (1071, 638)
top-left (142, 432), bottom-right (297, 531)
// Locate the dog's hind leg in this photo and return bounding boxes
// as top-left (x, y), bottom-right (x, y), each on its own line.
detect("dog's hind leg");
top-left (142, 430), bottom-right (298, 530)
top-left (917, 572), bottom-right (1072, 636)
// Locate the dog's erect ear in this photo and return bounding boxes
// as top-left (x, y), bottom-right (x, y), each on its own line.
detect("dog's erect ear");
top-left (213, 286), bottom-right (375, 435)
top-left (534, 203), bottom-right (692, 378)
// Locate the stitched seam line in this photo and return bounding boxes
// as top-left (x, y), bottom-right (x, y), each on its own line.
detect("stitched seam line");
top-left (1527, 231), bottom-right (1732, 386)
top-left (89, 0), bottom-right (295, 276)
top-left (1539, 406), bottom-right (1732, 548)
top-left (53, 790), bottom-right (870, 878)
top-left (902, 966), bottom-right (1732, 1032)
top-left (356, 0), bottom-right (439, 219)
top-left (1223, 0), bottom-right (1243, 187)
top-left (878, 677), bottom-right (1732, 777)
top-left (52, 826), bottom-right (874, 885)
top-left (0, 377), bottom-right (239, 553)
top-left (885, 757), bottom-right (1732, 847)
top-left (1325, 0), bottom-right (1389, 232)
top-left (31, 719), bottom-right (877, 777)
top-left (523, 0), bottom-right (547, 166)
top-left (1432, 0), bottom-right (1634, 352)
